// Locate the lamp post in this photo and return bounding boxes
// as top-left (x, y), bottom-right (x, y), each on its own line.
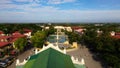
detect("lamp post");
top-left (56, 28), bottom-right (59, 46)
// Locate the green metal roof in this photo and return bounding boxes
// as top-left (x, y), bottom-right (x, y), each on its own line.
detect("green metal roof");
top-left (24, 48), bottom-right (76, 68)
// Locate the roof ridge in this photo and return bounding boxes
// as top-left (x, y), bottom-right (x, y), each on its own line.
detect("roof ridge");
top-left (46, 48), bottom-right (52, 68)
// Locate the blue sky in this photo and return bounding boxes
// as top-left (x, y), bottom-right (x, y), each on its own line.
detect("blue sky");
top-left (0, 0), bottom-right (120, 23)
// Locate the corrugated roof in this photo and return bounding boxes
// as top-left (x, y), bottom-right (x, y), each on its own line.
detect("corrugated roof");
top-left (24, 48), bottom-right (76, 68)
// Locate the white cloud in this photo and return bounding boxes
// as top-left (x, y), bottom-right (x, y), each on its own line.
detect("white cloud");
top-left (0, 1), bottom-right (41, 11)
top-left (0, 7), bottom-right (120, 23)
top-left (0, 0), bottom-right (120, 23)
top-left (0, 0), bottom-right (12, 4)
top-left (48, 0), bottom-right (62, 4)
top-left (63, 0), bottom-right (76, 2)
top-left (48, 0), bottom-right (76, 4)
top-left (14, 0), bottom-right (33, 2)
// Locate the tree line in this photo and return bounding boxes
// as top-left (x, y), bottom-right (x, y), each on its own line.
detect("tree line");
top-left (0, 24), bottom-right (42, 34)
top-left (82, 24), bottom-right (120, 68)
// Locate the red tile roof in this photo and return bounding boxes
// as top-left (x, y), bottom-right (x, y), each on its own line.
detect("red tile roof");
top-left (9, 31), bottom-right (26, 43)
top-left (115, 33), bottom-right (120, 35)
top-left (12, 31), bottom-right (21, 35)
top-left (10, 38), bottom-right (18, 43)
top-left (0, 36), bottom-right (11, 40)
top-left (0, 31), bottom-right (26, 43)
top-left (72, 26), bottom-right (83, 30)
top-left (12, 31), bottom-right (26, 38)
top-left (112, 32), bottom-right (120, 39)
top-left (12, 34), bottom-right (26, 38)
top-left (0, 42), bottom-right (10, 48)
top-left (112, 35), bottom-right (120, 39)
top-left (10, 35), bottom-right (26, 43)
top-left (0, 31), bottom-right (4, 34)
top-left (24, 29), bottom-right (32, 33)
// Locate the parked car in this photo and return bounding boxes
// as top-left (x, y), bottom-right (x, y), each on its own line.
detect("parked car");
top-left (0, 60), bottom-right (7, 68)
top-left (3, 56), bottom-right (16, 66)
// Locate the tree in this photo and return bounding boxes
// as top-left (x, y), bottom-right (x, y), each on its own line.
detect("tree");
top-left (14, 38), bottom-right (27, 51)
top-left (31, 31), bottom-right (47, 48)
top-left (102, 54), bottom-right (120, 66)
top-left (48, 25), bottom-right (55, 35)
top-left (65, 31), bottom-right (81, 44)
top-left (0, 24), bottom-right (42, 34)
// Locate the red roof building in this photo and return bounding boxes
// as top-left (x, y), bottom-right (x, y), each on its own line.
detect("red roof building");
top-left (72, 26), bottom-right (83, 30)
top-left (112, 32), bottom-right (120, 39)
top-left (23, 29), bottom-right (32, 38)
top-left (0, 36), bottom-right (11, 42)
top-left (0, 42), bottom-right (10, 48)
top-left (12, 31), bottom-right (21, 35)
top-left (23, 29), bottom-right (32, 33)
top-left (12, 31), bottom-right (26, 38)
top-left (9, 31), bottom-right (26, 43)
top-left (72, 26), bottom-right (85, 34)
top-left (115, 33), bottom-right (120, 35)
top-left (0, 36), bottom-right (11, 39)
top-left (0, 31), bottom-right (4, 34)
top-left (0, 31), bottom-right (26, 45)
top-left (0, 31), bottom-right (5, 36)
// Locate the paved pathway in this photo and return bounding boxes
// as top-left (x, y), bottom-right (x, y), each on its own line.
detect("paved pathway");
top-left (67, 44), bottom-right (103, 68)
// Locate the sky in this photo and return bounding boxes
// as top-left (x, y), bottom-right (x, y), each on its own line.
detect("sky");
top-left (0, 0), bottom-right (120, 23)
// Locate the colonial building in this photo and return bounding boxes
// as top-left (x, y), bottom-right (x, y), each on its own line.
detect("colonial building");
top-left (16, 44), bottom-right (85, 68)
